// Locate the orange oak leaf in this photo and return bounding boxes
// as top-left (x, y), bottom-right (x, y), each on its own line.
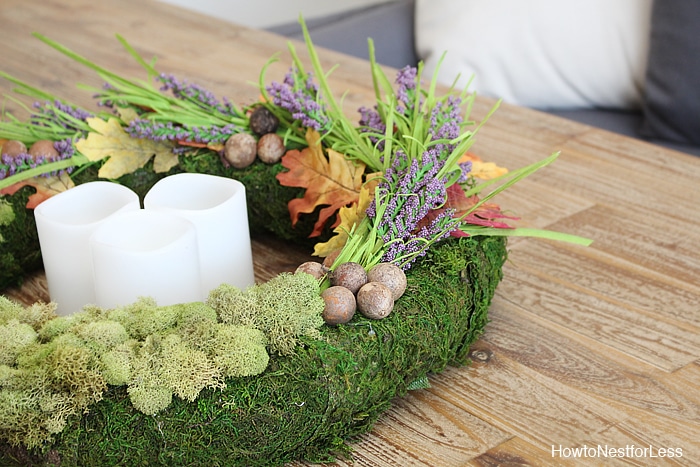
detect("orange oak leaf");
top-left (313, 173), bottom-right (382, 257)
top-left (276, 129), bottom-right (366, 237)
top-left (0, 172), bottom-right (76, 209)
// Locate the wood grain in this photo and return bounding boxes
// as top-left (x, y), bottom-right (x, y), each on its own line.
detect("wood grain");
top-left (1, 0), bottom-right (699, 465)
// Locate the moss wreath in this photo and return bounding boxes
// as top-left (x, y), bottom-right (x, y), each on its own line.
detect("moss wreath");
top-left (0, 24), bottom-right (586, 466)
top-left (1, 149), bottom-right (507, 466)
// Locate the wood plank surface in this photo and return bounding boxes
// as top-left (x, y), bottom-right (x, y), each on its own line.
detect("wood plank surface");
top-left (2, 0), bottom-right (699, 465)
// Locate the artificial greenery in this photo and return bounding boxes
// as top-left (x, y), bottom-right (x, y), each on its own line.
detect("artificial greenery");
top-left (0, 233), bottom-right (506, 466)
top-left (0, 19), bottom-right (583, 466)
top-left (0, 270), bottom-right (326, 452)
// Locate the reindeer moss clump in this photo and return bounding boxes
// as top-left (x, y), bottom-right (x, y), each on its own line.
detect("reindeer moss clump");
top-left (208, 271), bottom-right (325, 356)
top-left (0, 235), bottom-right (506, 466)
top-left (0, 273), bottom-right (325, 450)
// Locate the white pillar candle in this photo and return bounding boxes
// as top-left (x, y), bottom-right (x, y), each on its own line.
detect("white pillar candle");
top-left (90, 210), bottom-right (203, 309)
top-left (33, 181), bottom-right (140, 315)
top-left (144, 173), bottom-right (255, 293)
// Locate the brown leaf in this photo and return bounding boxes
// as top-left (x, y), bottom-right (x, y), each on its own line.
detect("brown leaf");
top-left (0, 172), bottom-right (76, 209)
top-left (313, 173), bottom-right (381, 257)
top-left (276, 129), bottom-right (366, 237)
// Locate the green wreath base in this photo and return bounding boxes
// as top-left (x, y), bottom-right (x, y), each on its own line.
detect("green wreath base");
top-left (0, 155), bottom-right (507, 467)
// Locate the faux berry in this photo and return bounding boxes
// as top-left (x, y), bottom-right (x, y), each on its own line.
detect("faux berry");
top-left (295, 261), bottom-right (327, 280)
top-left (256, 133), bottom-right (285, 164)
top-left (321, 286), bottom-right (356, 325)
top-left (224, 133), bottom-right (257, 169)
top-left (249, 106), bottom-right (279, 135)
top-left (367, 262), bottom-right (407, 301)
top-left (1, 140), bottom-right (27, 156)
top-left (28, 140), bottom-right (59, 159)
top-left (357, 282), bottom-right (394, 319)
top-left (330, 262), bottom-right (367, 295)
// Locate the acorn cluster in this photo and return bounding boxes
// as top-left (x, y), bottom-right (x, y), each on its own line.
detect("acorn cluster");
top-left (221, 106), bottom-right (286, 169)
top-left (296, 261), bottom-right (407, 325)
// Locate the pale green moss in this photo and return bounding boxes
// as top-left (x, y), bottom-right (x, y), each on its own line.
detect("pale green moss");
top-left (37, 315), bottom-right (73, 341)
top-left (160, 334), bottom-right (224, 402)
top-left (213, 324), bottom-right (269, 377)
top-left (100, 341), bottom-right (135, 386)
top-left (207, 273), bottom-right (325, 356)
top-left (0, 365), bottom-right (14, 386)
top-left (107, 297), bottom-right (179, 339)
top-left (127, 384), bottom-right (172, 417)
top-left (44, 344), bottom-right (106, 403)
top-left (0, 296), bottom-right (25, 326)
top-left (170, 302), bottom-right (219, 352)
top-left (20, 302), bottom-right (57, 330)
top-left (74, 319), bottom-right (129, 352)
top-left (0, 320), bottom-right (38, 366)
top-left (208, 284), bottom-right (258, 327)
top-left (256, 273), bottom-right (325, 355)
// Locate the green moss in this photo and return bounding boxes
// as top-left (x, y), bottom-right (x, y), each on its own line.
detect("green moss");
top-left (0, 199), bottom-right (14, 243)
top-left (213, 325), bottom-right (269, 377)
top-left (0, 235), bottom-right (506, 466)
top-left (207, 272), bottom-right (325, 356)
top-left (0, 187), bottom-right (43, 289)
top-left (0, 148), bottom-right (508, 466)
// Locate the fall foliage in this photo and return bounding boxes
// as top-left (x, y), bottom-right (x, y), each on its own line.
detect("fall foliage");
top-left (0, 173), bottom-right (75, 209)
top-left (76, 117), bottom-right (177, 179)
top-left (276, 129), bottom-right (366, 237)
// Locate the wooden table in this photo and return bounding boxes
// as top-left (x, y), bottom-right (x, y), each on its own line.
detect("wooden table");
top-left (2, 1), bottom-right (699, 465)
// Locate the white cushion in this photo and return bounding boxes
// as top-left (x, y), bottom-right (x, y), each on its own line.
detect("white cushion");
top-left (415, 0), bottom-right (653, 109)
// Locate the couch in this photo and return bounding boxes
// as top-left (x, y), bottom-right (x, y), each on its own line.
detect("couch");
top-left (268, 0), bottom-right (700, 157)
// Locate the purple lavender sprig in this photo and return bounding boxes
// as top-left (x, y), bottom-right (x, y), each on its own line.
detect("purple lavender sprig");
top-left (358, 105), bottom-right (386, 150)
top-left (126, 118), bottom-right (239, 146)
top-left (395, 65), bottom-right (420, 112)
top-left (265, 68), bottom-right (331, 133)
top-left (32, 100), bottom-right (93, 130)
top-left (428, 95), bottom-right (463, 156)
top-left (0, 139), bottom-right (75, 180)
top-left (365, 148), bottom-right (461, 270)
top-left (156, 73), bottom-right (243, 119)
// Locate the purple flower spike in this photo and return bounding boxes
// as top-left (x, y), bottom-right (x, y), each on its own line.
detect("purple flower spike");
top-left (266, 68), bottom-right (330, 132)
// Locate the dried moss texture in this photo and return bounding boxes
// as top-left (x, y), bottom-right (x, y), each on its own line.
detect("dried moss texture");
top-left (0, 150), bottom-right (507, 466)
top-left (0, 235), bottom-right (506, 466)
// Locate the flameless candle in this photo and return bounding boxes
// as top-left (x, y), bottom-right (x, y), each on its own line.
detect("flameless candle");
top-left (33, 181), bottom-right (140, 315)
top-left (90, 210), bottom-right (203, 309)
top-left (144, 173), bottom-right (255, 293)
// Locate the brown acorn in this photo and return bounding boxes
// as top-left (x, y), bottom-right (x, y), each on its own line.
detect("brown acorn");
top-left (249, 106), bottom-right (279, 136)
top-left (321, 286), bottom-right (356, 325)
top-left (329, 262), bottom-right (367, 295)
top-left (224, 133), bottom-right (257, 169)
top-left (357, 282), bottom-right (394, 319)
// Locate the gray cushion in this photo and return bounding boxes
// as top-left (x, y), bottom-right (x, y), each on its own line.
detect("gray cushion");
top-left (640, 0), bottom-right (700, 145)
top-left (266, 1), bottom-right (417, 69)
